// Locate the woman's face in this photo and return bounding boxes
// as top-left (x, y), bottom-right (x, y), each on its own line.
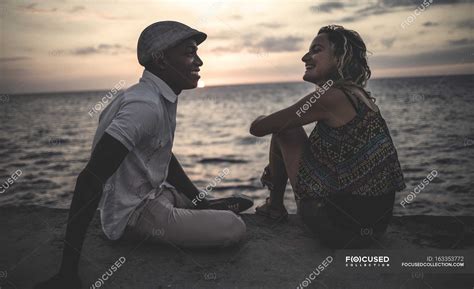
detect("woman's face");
top-left (301, 33), bottom-right (338, 85)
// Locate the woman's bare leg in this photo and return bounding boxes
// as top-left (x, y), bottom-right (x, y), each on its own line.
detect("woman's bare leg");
top-left (265, 126), bottom-right (309, 208)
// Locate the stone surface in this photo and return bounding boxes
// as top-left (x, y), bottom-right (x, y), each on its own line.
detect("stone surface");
top-left (0, 206), bottom-right (473, 289)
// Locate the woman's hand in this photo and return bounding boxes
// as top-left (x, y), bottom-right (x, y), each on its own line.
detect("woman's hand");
top-left (250, 115), bottom-right (267, 136)
top-left (251, 115), bottom-right (267, 126)
top-left (249, 88), bottom-right (345, 137)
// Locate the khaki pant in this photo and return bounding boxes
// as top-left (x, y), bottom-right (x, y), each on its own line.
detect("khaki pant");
top-left (123, 185), bottom-right (246, 248)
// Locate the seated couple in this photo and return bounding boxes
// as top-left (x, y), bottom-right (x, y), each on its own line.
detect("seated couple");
top-left (36, 21), bottom-right (406, 289)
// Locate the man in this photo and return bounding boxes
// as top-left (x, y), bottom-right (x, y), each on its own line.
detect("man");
top-left (35, 21), bottom-right (252, 289)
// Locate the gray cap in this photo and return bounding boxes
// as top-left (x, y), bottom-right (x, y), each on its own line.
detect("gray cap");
top-left (137, 21), bottom-right (207, 66)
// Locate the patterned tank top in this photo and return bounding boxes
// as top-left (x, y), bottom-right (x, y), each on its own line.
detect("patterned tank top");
top-left (296, 85), bottom-right (406, 201)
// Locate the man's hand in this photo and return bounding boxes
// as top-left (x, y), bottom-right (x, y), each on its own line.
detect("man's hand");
top-left (167, 154), bottom-right (207, 204)
top-left (34, 272), bottom-right (81, 289)
top-left (195, 197), bottom-right (210, 209)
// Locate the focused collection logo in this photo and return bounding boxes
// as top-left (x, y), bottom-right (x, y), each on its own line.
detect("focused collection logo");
top-left (345, 255), bottom-right (390, 267)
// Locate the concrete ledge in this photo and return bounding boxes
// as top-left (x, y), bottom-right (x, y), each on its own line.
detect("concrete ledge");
top-left (0, 206), bottom-right (473, 289)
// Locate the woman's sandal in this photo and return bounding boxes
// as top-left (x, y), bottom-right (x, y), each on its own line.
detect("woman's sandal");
top-left (255, 197), bottom-right (288, 221)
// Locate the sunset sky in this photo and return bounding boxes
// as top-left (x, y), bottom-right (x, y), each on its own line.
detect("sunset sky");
top-left (0, 0), bottom-right (472, 94)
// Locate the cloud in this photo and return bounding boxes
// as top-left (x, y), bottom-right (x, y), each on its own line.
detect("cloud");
top-left (209, 31), bottom-right (236, 40)
top-left (370, 45), bottom-right (473, 68)
top-left (18, 3), bottom-right (57, 14)
top-left (456, 19), bottom-right (474, 29)
top-left (0, 57), bottom-right (31, 62)
top-left (16, 3), bottom-right (132, 20)
top-left (380, 0), bottom-right (470, 6)
top-left (338, 0), bottom-right (471, 23)
top-left (423, 21), bottom-right (439, 27)
top-left (53, 44), bottom-right (133, 56)
top-left (256, 36), bottom-right (305, 52)
top-left (211, 35), bottom-right (305, 54)
top-left (339, 16), bottom-right (357, 23)
top-left (69, 6), bottom-right (86, 13)
top-left (230, 15), bottom-right (243, 20)
top-left (338, 5), bottom-right (391, 23)
top-left (448, 38), bottom-right (472, 46)
top-left (258, 22), bottom-right (284, 29)
top-left (381, 37), bottom-right (396, 48)
top-left (311, 2), bottom-right (345, 13)
top-left (210, 46), bottom-right (243, 54)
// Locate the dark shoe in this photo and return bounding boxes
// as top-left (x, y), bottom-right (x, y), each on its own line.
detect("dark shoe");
top-left (207, 194), bottom-right (254, 213)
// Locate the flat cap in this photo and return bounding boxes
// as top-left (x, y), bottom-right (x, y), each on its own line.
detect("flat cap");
top-left (137, 21), bottom-right (207, 66)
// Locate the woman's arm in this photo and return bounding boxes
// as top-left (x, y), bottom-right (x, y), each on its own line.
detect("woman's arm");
top-left (249, 87), bottom-right (345, 137)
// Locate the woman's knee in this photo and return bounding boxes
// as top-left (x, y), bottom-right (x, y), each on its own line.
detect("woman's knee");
top-left (273, 126), bottom-right (306, 143)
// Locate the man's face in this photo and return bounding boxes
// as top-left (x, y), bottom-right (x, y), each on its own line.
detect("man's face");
top-left (162, 38), bottom-right (203, 90)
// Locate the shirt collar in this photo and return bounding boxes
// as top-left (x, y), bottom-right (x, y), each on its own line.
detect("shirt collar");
top-left (141, 69), bottom-right (178, 103)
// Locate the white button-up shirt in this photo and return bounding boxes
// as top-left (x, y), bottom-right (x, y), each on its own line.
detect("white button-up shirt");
top-left (91, 70), bottom-right (177, 240)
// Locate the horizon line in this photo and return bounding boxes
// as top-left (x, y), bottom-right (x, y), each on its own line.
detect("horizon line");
top-left (3, 72), bottom-right (473, 96)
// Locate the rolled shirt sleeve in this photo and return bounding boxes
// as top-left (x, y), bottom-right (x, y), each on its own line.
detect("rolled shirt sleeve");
top-left (105, 100), bottom-right (159, 151)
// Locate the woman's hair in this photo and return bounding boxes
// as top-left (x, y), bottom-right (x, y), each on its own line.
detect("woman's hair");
top-left (318, 25), bottom-right (374, 100)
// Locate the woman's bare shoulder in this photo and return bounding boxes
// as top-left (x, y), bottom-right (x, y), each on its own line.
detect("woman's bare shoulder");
top-left (342, 85), bottom-right (379, 113)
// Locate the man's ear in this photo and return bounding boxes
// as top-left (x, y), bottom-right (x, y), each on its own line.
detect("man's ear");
top-left (150, 50), bottom-right (167, 70)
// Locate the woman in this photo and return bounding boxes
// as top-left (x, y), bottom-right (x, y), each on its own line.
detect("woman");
top-left (250, 25), bottom-right (406, 248)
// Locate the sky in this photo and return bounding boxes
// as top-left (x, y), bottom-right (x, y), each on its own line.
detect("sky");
top-left (0, 0), bottom-right (473, 94)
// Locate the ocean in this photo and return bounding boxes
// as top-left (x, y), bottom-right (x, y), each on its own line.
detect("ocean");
top-left (1, 74), bottom-right (473, 215)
